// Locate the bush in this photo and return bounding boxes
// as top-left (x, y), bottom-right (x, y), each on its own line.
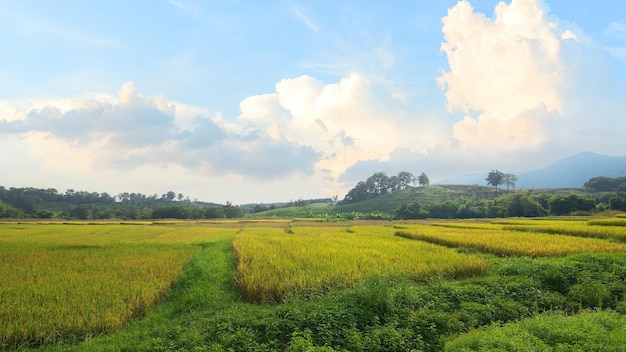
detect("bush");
top-left (445, 311), bottom-right (626, 351)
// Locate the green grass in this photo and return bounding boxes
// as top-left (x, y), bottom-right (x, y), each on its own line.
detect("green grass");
top-left (445, 310), bottom-right (626, 351)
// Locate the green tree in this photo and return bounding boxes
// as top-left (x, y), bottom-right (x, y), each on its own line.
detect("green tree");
top-left (486, 170), bottom-right (505, 191)
top-left (223, 202), bottom-right (244, 218)
top-left (584, 176), bottom-right (618, 192)
top-left (548, 194), bottom-right (596, 215)
top-left (428, 201), bottom-right (459, 219)
top-left (69, 205), bottom-right (94, 220)
top-left (418, 172), bottom-right (430, 187)
top-left (503, 173), bottom-right (517, 191)
top-left (499, 191), bottom-right (547, 217)
top-left (609, 193), bottom-right (626, 211)
top-left (0, 200), bottom-right (24, 218)
top-left (395, 202), bottom-right (424, 219)
top-left (396, 171), bottom-right (416, 190)
top-left (162, 191), bottom-right (176, 201)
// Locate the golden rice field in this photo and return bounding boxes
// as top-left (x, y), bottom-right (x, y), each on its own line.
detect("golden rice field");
top-left (232, 225), bottom-right (491, 303)
top-left (395, 223), bottom-right (626, 257)
top-left (587, 218), bottom-right (626, 227)
top-left (496, 220), bottom-right (626, 241)
top-left (0, 223), bottom-right (239, 347)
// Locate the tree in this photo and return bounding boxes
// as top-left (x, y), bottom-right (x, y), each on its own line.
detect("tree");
top-left (609, 193), bottom-right (626, 211)
top-left (340, 171), bottom-right (417, 204)
top-left (162, 191), bottom-right (176, 201)
top-left (223, 202), bottom-right (244, 218)
top-left (0, 200), bottom-right (23, 218)
top-left (503, 173), bottom-right (517, 191)
top-left (342, 181), bottom-right (368, 204)
top-left (428, 201), bottom-right (459, 219)
top-left (584, 176), bottom-right (626, 192)
top-left (395, 202), bottom-right (424, 219)
top-left (486, 170), bottom-right (505, 191)
top-left (396, 171), bottom-right (416, 190)
top-left (418, 172), bottom-right (430, 187)
top-left (548, 194), bottom-right (596, 215)
top-left (499, 191), bottom-right (547, 217)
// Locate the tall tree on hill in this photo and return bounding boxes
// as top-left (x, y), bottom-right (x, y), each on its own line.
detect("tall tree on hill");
top-left (503, 173), bottom-right (517, 191)
top-left (486, 170), bottom-right (505, 191)
top-left (418, 172), bottom-right (430, 187)
top-left (397, 171), bottom-right (416, 190)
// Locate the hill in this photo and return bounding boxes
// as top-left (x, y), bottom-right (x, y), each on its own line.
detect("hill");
top-left (438, 152), bottom-right (626, 189)
top-left (252, 184), bottom-right (503, 218)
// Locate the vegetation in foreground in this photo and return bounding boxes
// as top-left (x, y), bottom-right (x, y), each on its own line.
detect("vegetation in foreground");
top-left (445, 310), bottom-right (626, 351)
top-left (1, 218), bottom-right (626, 351)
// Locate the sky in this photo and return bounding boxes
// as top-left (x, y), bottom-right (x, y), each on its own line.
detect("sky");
top-left (1, 0), bottom-right (625, 204)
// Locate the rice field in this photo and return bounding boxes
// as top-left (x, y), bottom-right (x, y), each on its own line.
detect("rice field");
top-left (587, 218), bottom-right (626, 227)
top-left (0, 223), bottom-right (239, 347)
top-left (395, 223), bottom-right (626, 257)
top-left (3, 217), bottom-right (626, 348)
top-left (232, 225), bottom-right (491, 303)
top-left (497, 220), bottom-right (626, 241)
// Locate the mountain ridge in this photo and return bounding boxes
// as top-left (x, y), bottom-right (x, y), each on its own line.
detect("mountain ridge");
top-left (437, 152), bottom-right (626, 189)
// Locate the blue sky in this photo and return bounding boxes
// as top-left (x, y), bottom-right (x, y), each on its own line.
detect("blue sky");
top-left (1, 0), bottom-right (625, 203)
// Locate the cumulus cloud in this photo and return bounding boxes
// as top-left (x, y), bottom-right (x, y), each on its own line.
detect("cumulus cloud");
top-left (436, 0), bottom-right (626, 158)
top-left (437, 0), bottom-right (566, 149)
top-left (234, 73), bottom-right (444, 187)
top-left (342, 0), bottom-right (626, 188)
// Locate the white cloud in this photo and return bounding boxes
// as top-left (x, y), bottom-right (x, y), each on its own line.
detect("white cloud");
top-left (291, 6), bottom-right (320, 33)
top-left (561, 29), bottom-right (577, 41)
top-left (438, 0), bottom-right (567, 150)
top-left (234, 73), bottom-right (445, 194)
top-left (341, 0), bottom-right (626, 191)
top-left (0, 81), bottom-right (324, 199)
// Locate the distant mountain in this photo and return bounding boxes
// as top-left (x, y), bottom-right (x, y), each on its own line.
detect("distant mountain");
top-left (517, 152), bottom-right (626, 189)
top-left (438, 152), bottom-right (626, 189)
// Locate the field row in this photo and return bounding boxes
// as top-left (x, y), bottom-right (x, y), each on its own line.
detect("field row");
top-left (233, 226), bottom-right (491, 303)
top-left (395, 224), bottom-right (626, 257)
top-left (431, 218), bottom-right (626, 241)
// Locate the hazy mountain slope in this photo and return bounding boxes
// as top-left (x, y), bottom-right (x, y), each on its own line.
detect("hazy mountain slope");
top-left (516, 152), bottom-right (626, 189)
top-left (438, 152), bottom-right (626, 189)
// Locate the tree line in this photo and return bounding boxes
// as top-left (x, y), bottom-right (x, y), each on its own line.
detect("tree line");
top-left (393, 191), bottom-right (618, 219)
top-left (584, 176), bottom-right (626, 192)
top-left (0, 186), bottom-right (244, 220)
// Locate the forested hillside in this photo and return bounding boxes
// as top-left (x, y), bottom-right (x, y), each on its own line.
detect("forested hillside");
top-left (0, 187), bottom-right (243, 220)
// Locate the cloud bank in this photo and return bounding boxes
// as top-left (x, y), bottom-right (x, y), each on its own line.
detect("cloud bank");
top-left (1, 0), bottom-right (625, 202)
